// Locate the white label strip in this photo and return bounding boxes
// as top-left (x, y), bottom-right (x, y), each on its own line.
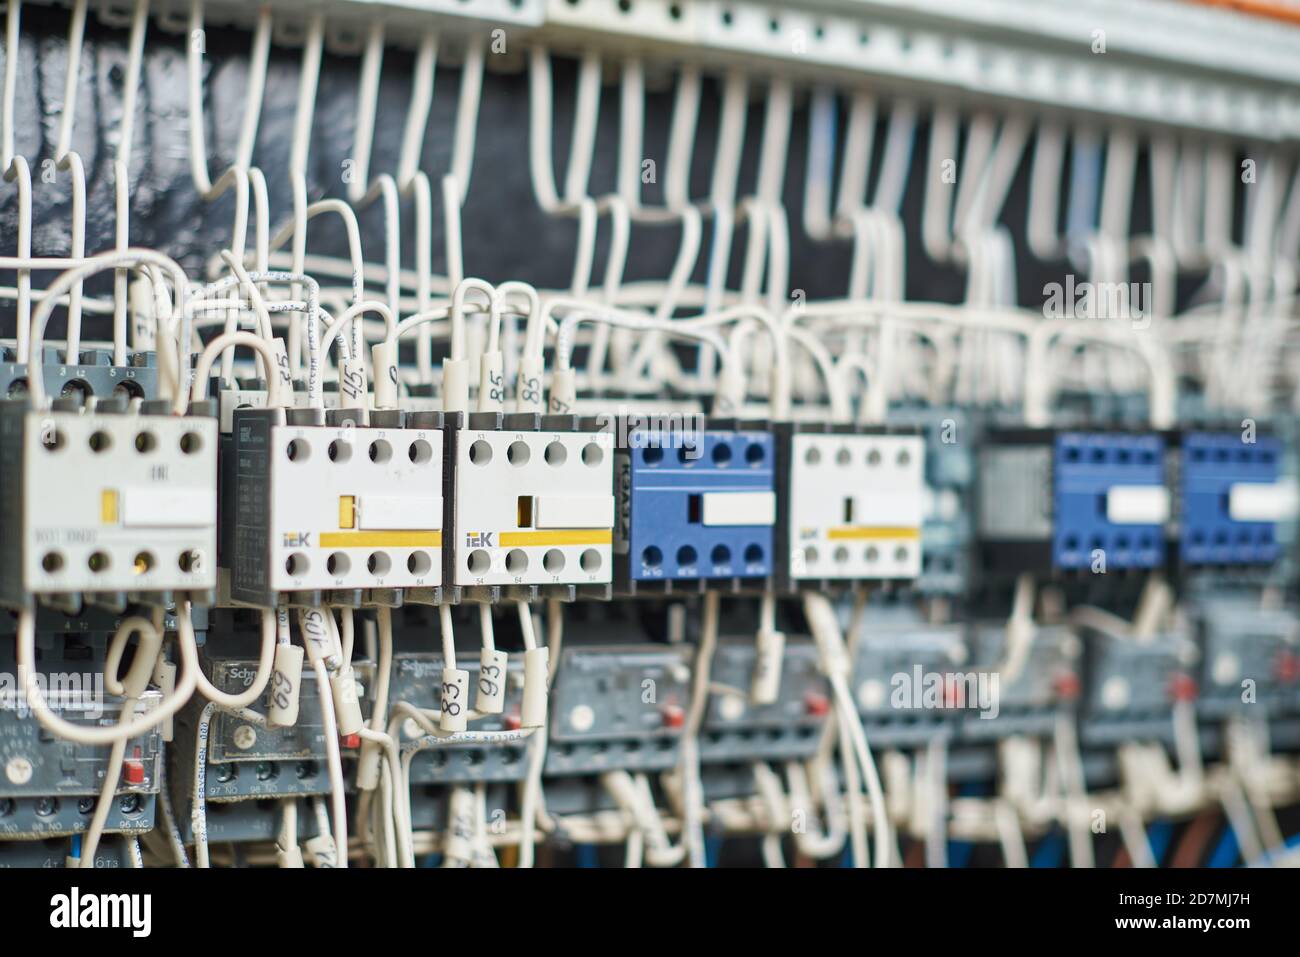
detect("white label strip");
top-left (1106, 485), bottom-right (1170, 525)
top-left (120, 488), bottom-right (217, 528)
top-left (1228, 481), bottom-right (1300, 523)
top-left (701, 491), bottom-right (777, 527)
top-left (359, 495), bottom-right (443, 530)
top-left (534, 495), bottom-right (616, 529)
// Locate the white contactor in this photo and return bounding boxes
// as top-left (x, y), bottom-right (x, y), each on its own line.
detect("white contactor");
top-left (783, 430), bottom-right (926, 582)
top-left (0, 401), bottom-right (218, 608)
top-left (227, 408), bottom-right (444, 605)
top-left (450, 414), bottom-right (614, 590)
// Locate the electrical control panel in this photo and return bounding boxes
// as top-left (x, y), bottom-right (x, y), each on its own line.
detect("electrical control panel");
top-left (614, 421), bottom-right (777, 591)
top-left (4, 0), bottom-right (1300, 881)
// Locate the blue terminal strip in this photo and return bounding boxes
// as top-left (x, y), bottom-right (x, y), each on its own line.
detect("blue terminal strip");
top-left (627, 429), bottom-right (776, 581)
top-left (1180, 432), bottom-right (1282, 566)
top-left (1053, 432), bottom-right (1166, 571)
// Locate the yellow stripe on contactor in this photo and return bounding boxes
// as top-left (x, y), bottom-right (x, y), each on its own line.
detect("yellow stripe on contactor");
top-left (318, 531), bottom-right (442, 548)
top-left (826, 526), bottom-right (921, 541)
top-left (100, 490), bottom-right (119, 525)
top-left (497, 530), bottom-right (613, 547)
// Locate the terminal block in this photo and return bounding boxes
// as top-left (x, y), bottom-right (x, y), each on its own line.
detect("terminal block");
top-left (226, 407), bottom-right (445, 607)
top-left (447, 412), bottom-right (614, 599)
top-left (775, 425), bottom-right (926, 589)
top-left (978, 429), bottom-right (1169, 576)
top-left (0, 397), bottom-right (218, 610)
top-left (0, 347), bottom-right (160, 404)
top-left (404, 783), bottom-right (516, 839)
top-left (0, 840), bottom-right (138, 867)
top-left (1176, 431), bottom-right (1294, 567)
top-left (613, 418), bottom-right (777, 593)
top-left (170, 797), bottom-right (311, 848)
